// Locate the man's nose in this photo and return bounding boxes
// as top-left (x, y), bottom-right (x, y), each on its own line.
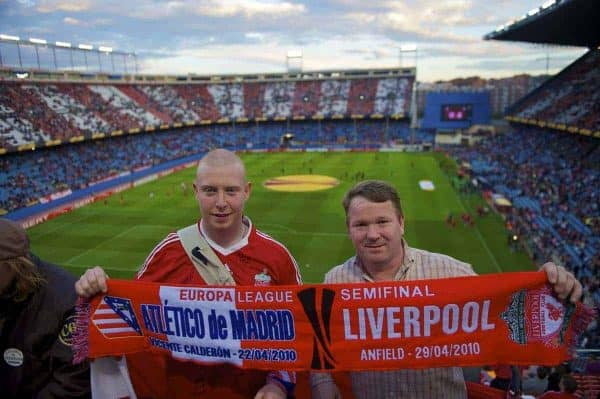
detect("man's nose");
top-left (215, 191), bottom-right (227, 207)
top-left (366, 224), bottom-right (379, 239)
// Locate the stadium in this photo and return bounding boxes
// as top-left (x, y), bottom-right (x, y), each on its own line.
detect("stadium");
top-left (0, 0), bottom-right (598, 397)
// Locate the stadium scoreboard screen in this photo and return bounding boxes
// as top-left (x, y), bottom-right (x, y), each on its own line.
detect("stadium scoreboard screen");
top-left (441, 104), bottom-right (473, 121)
top-left (422, 93), bottom-right (489, 128)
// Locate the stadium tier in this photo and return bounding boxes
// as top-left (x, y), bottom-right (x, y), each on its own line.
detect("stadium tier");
top-left (506, 49), bottom-right (600, 135)
top-left (0, 119), bottom-right (426, 214)
top-left (0, 74), bottom-right (414, 152)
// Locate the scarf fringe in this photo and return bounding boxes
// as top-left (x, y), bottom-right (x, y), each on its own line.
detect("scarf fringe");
top-left (72, 296), bottom-right (90, 364)
top-left (568, 303), bottom-right (598, 355)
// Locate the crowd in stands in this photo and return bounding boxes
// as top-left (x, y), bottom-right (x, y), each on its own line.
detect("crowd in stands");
top-left (447, 127), bottom-right (599, 350)
top-left (0, 77), bottom-right (415, 151)
top-left (510, 49), bottom-right (600, 132)
top-left (473, 360), bottom-right (600, 398)
top-left (0, 119), bottom-right (421, 214)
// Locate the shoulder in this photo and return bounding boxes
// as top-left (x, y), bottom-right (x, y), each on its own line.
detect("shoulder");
top-left (137, 232), bottom-right (184, 279)
top-left (410, 247), bottom-right (475, 276)
top-left (37, 256), bottom-right (77, 287)
top-left (253, 229), bottom-right (295, 260)
top-left (324, 257), bottom-right (356, 283)
top-left (35, 256), bottom-right (78, 304)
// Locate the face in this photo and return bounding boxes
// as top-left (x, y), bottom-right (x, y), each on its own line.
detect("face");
top-left (347, 197), bottom-right (405, 270)
top-left (193, 162), bottom-right (251, 239)
top-left (0, 262), bottom-right (17, 297)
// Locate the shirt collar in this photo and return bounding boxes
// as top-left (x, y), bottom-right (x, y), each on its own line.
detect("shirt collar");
top-left (354, 238), bottom-right (415, 282)
top-left (199, 216), bottom-right (252, 256)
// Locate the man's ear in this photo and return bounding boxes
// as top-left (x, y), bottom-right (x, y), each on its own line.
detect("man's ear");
top-left (398, 216), bottom-right (405, 235)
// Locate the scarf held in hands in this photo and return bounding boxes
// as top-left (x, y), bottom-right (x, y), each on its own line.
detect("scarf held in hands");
top-left (74, 272), bottom-right (596, 371)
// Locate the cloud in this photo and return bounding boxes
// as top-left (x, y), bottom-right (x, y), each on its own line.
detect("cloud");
top-left (127, 0), bottom-right (306, 20)
top-left (63, 16), bottom-right (111, 27)
top-left (63, 16), bottom-right (81, 25)
top-left (190, 0), bottom-right (306, 18)
top-left (36, 0), bottom-right (93, 12)
top-left (245, 32), bottom-right (266, 42)
top-left (126, 1), bottom-right (186, 20)
top-left (338, 1), bottom-right (484, 45)
top-left (16, 0), bottom-right (36, 7)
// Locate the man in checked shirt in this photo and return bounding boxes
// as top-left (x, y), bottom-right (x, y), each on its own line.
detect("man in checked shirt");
top-left (310, 180), bottom-right (583, 399)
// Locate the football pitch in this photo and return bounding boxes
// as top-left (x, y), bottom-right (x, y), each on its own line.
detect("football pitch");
top-left (27, 152), bottom-right (533, 283)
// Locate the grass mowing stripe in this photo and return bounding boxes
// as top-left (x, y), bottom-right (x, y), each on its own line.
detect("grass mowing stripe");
top-left (29, 212), bottom-right (95, 241)
top-left (454, 188), bottom-right (502, 273)
top-left (65, 225), bottom-right (140, 265)
top-left (261, 226), bottom-right (347, 238)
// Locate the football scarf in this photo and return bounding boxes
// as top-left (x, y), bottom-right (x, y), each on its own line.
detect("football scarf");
top-left (73, 271), bottom-right (596, 371)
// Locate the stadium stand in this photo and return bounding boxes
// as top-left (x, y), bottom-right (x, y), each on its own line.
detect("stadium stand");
top-left (447, 127), bottom-right (599, 352)
top-left (507, 50), bottom-right (600, 132)
top-left (291, 80), bottom-right (321, 116)
top-left (0, 75), bottom-right (415, 152)
top-left (172, 84), bottom-right (221, 121)
top-left (0, 118), bottom-right (418, 214)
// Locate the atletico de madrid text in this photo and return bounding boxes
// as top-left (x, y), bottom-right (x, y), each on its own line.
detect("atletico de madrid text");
top-left (140, 302), bottom-right (295, 340)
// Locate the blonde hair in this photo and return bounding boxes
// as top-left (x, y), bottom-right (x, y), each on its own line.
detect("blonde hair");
top-left (2, 255), bottom-right (45, 302)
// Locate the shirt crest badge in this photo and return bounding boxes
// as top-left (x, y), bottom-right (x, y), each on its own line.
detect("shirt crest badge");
top-left (254, 269), bottom-right (272, 286)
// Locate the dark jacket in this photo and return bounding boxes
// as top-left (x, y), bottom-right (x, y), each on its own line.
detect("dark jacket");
top-left (0, 255), bottom-right (91, 398)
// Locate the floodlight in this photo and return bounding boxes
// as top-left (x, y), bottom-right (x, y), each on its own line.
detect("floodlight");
top-left (29, 38), bottom-right (47, 44)
top-left (99, 46), bottom-right (113, 52)
top-left (78, 44), bottom-right (93, 50)
top-left (0, 34), bottom-right (20, 41)
top-left (56, 41), bottom-right (71, 47)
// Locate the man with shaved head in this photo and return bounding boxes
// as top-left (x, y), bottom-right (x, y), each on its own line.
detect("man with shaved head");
top-left (76, 149), bottom-right (302, 399)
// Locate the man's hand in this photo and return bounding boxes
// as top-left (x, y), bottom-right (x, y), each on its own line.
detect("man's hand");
top-left (541, 262), bottom-right (582, 303)
top-left (75, 266), bottom-right (109, 298)
top-left (254, 382), bottom-right (286, 399)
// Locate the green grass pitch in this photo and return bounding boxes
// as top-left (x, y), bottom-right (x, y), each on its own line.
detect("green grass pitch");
top-left (27, 152), bottom-right (533, 283)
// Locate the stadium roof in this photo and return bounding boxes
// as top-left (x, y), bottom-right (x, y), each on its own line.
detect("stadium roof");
top-left (484, 0), bottom-right (600, 48)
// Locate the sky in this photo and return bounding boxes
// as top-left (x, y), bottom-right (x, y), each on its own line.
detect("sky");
top-left (0, 0), bottom-right (589, 82)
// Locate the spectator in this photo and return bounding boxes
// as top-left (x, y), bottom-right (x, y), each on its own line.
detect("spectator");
top-left (0, 219), bottom-right (91, 398)
top-left (310, 180), bottom-right (582, 399)
top-left (537, 374), bottom-right (578, 398)
top-left (522, 366), bottom-right (551, 397)
top-left (75, 149), bottom-right (302, 399)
